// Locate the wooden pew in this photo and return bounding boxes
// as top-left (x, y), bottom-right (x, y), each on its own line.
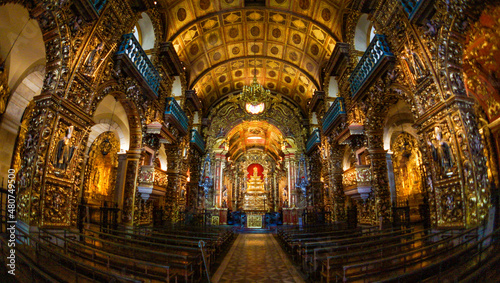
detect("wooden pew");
top-left (378, 227), bottom-right (500, 282)
top-left (299, 227), bottom-right (414, 271)
top-left (15, 228), bottom-right (148, 282)
top-left (339, 227), bottom-right (479, 282)
top-left (85, 226), bottom-right (214, 273)
top-left (82, 227), bottom-right (205, 280)
top-left (37, 228), bottom-right (179, 282)
top-left (318, 228), bottom-right (451, 282)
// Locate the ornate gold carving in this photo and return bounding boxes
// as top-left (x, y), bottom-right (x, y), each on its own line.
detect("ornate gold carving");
top-left (0, 55), bottom-right (10, 116)
top-left (84, 131), bottom-right (119, 203)
top-left (392, 133), bottom-right (423, 200)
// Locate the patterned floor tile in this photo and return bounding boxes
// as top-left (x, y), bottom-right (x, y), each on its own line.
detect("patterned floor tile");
top-left (213, 234), bottom-right (305, 283)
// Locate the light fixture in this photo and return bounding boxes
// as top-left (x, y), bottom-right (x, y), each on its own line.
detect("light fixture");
top-left (240, 40), bottom-right (271, 115)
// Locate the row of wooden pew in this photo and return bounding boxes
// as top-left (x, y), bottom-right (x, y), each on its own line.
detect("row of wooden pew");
top-left (3, 224), bottom-right (235, 282)
top-left (276, 224), bottom-right (500, 282)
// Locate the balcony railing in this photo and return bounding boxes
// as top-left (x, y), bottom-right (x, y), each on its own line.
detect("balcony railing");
top-left (306, 129), bottom-right (321, 153)
top-left (115, 34), bottom-right (161, 100)
top-left (91, 0), bottom-right (106, 14)
top-left (165, 97), bottom-right (189, 135)
top-left (322, 97), bottom-right (346, 135)
top-left (190, 129), bottom-right (205, 153)
top-left (349, 35), bottom-right (394, 98)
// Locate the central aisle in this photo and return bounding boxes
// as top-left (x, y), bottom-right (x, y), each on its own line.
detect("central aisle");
top-left (212, 233), bottom-right (305, 283)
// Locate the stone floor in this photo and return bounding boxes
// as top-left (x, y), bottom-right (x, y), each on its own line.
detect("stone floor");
top-left (212, 233), bottom-right (305, 283)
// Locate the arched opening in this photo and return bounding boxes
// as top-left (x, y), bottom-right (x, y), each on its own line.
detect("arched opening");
top-left (0, 4), bottom-right (45, 89)
top-left (0, 4), bottom-right (45, 178)
top-left (132, 12), bottom-right (156, 58)
top-left (390, 132), bottom-right (424, 222)
top-left (83, 131), bottom-right (120, 206)
top-left (89, 95), bottom-right (130, 152)
top-left (354, 14), bottom-right (376, 53)
top-left (0, 65), bottom-right (45, 175)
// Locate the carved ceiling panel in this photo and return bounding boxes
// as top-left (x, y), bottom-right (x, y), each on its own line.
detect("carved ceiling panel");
top-left (161, 0), bottom-right (350, 111)
top-left (225, 120), bottom-right (284, 161)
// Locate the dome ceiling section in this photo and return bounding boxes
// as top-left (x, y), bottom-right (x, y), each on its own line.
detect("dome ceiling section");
top-left (167, 5), bottom-right (341, 110)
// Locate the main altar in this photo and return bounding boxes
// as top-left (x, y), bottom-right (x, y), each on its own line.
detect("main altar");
top-left (242, 166), bottom-right (267, 228)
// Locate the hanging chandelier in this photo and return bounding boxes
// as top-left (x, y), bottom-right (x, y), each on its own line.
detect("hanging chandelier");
top-left (240, 41), bottom-right (271, 115)
top-left (241, 77), bottom-right (270, 115)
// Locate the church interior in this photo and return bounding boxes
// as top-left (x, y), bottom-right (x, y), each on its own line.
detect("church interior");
top-left (1, 0), bottom-right (500, 282)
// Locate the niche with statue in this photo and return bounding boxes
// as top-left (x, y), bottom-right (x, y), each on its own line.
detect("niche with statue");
top-left (391, 132), bottom-right (424, 222)
top-left (83, 131), bottom-right (120, 205)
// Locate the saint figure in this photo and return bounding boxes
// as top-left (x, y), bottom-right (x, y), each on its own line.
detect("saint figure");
top-left (431, 126), bottom-right (453, 176)
top-left (53, 126), bottom-right (76, 171)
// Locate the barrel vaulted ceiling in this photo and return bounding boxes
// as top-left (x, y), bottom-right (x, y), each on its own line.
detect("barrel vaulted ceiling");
top-left (161, 0), bottom-right (350, 111)
top-left (226, 121), bottom-right (284, 161)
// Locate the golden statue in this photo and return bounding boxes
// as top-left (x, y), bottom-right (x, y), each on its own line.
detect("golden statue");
top-left (243, 166), bottom-right (266, 213)
top-left (247, 167), bottom-right (265, 193)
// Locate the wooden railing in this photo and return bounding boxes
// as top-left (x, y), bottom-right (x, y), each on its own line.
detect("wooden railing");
top-left (190, 129), bottom-right (205, 152)
top-left (165, 97), bottom-right (189, 135)
top-left (348, 34), bottom-right (394, 98)
top-left (115, 33), bottom-right (161, 100)
top-left (322, 97), bottom-right (346, 135)
top-left (306, 129), bottom-right (321, 153)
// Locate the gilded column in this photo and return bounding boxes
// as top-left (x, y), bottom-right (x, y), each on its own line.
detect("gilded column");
top-left (367, 130), bottom-right (391, 227)
top-left (331, 145), bottom-right (346, 221)
top-left (120, 149), bottom-right (141, 226)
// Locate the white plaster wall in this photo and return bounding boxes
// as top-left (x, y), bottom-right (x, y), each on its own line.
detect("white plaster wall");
top-left (354, 14), bottom-right (371, 52)
top-left (89, 95), bottom-right (130, 152)
top-left (0, 66), bottom-right (44, 180)
top-left (136, 12), bottom-right (155, 51)
top-left (0, 4), bottom-right (45, 90)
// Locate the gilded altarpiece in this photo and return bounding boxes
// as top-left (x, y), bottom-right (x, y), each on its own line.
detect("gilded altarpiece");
top-left (392, 133), bottom-right (424, 220)
top-left (17, 101), bottom-right (91, 227)
top-left (83, 131), bottom-right (119, 204)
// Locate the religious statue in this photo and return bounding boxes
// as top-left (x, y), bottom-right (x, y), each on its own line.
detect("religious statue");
top-left (52, 126), bottom-right (76, 171)
top-left (430, 126), bottom-right (454, 176)
top-left (83, 41), bottom-right (104, 76)
top-left (402, 45), bottom-right (426, 82)
top-left (242, 165), bottom-right (266, 212)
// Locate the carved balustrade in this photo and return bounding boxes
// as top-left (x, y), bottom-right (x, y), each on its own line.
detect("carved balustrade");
top-left (306, 129), bottom-right (321, 153)
top-left (342, 165), bottom-right (372, 200)
top-left (190, 129), bottom-right (205, 153)
top-left (165, 97), bottom-right (189, 135)
top-left (322, 97), bottom-right (347, 135)
top-left (115, 34), bottom-right (161, 100)
top-left (349, 35), bottom-right (395, 99)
